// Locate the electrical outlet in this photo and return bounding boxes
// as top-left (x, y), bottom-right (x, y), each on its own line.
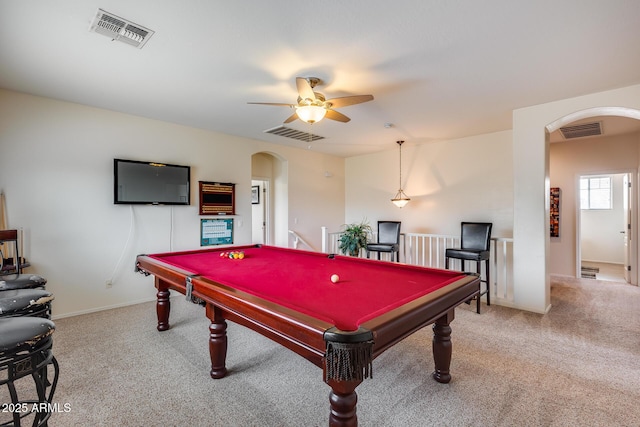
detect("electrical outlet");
top-left (105, 280), bottom-right (112, 288)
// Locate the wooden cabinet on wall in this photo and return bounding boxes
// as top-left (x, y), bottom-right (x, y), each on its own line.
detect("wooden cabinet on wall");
top-left (199, 181), bottom-right (235, 215)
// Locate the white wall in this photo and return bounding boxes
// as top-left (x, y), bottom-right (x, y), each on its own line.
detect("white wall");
top-left (345, 131), bottom-right (514, 238)
top-left (289, 151), bottom-right (345, 251)
top-left (0, 89), bottom-right (345, 317)
top-left (549, 134), bottom-right (640, 275)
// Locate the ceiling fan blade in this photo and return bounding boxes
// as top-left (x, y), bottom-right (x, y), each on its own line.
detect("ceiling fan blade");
top-left (325, 94), bottom-right (374, 108)
top-left (247, 102), bottom-right (295, 107)
top-left (296, 77), bottom-right (316, 101)
top-left (283, 112), bottom-right (299, 123)
top-left (325, 109), bottom-right (351, 123)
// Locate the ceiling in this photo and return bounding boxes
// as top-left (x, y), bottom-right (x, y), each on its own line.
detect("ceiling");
top-left (1, 1), bottom-right (640, 157)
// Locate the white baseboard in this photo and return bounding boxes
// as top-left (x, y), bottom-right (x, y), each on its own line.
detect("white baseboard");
top-left (51, 296), bottom-right (158, 320)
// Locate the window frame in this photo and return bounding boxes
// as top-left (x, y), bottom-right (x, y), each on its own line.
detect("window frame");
top-left (580, 175), bottom-right (612, 210)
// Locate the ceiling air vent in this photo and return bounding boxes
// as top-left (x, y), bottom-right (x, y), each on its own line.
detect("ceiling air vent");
top-left (559, 122), bottom-right (602, 139)
top-left (265, 126), bottom-right (325, 142)
top-left (89, 9), bottom-right (154, 49)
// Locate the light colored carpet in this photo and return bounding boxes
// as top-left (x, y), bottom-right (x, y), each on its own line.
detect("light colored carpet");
top-left (3, 275), bottom-right (639, 426)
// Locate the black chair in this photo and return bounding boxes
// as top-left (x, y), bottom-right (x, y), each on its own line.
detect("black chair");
top-left (445, 222), bottom-right (492, 314)
top-left (366, 221), bottom-right (401, 262)
top-left (0, 316), bottom-right (59, 427)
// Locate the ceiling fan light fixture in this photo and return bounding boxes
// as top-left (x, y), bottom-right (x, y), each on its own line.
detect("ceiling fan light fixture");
top-left (248, 77), bottom-right (373, 124)
top-left (296, 105), bottom-right (327, 124)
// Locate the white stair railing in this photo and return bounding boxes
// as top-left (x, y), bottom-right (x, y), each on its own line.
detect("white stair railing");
top-left (289, 230), bottom-right (316, 251)
top-left (321, 228), bottom-right (514, 306)
top-left (404, 233), bottom-right (458, 269)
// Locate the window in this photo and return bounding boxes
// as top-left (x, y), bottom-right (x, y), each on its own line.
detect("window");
top-left (580, 176), bottom-right (612, 209)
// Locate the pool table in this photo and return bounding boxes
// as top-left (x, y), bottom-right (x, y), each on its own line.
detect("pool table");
top-left (135, 244), bottom-right (479, 426)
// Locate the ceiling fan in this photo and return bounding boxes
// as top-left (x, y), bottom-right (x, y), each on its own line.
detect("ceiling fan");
top-left (248, 77), bottom-right (374, 124)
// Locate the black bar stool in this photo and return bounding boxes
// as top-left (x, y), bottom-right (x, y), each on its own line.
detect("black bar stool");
top-left (0, 317), bottom-right (59, 427)
top-left (366, 221), bottom-right (402, 262)
top-left (445, 222), bottom-right (493, 314)
top-left (0, 289), bottom-right (54, 319)
top-left (0, 274), bottom-right (47, 291)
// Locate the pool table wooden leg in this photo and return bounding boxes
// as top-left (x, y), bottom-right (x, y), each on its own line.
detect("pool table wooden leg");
top-left (432, 310), bottom-right (454, 384)
top-left (326, 378), bottom-right (362, 427)
top-left (206, 303), bottom-right (228, 379)
top-left (155, 278), bottom-right (171, 331)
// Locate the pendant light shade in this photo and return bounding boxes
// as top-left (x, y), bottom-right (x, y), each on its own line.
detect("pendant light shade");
top-left (391, 140), bottom-right (410, 208)
top-left (391, 190), bottom-right (410, 208)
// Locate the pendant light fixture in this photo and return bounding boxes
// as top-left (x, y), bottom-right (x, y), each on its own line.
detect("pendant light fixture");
top-left (391, 140), bottom-right (410, 208)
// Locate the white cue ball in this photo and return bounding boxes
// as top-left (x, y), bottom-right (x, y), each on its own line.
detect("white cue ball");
top-left (330, 274), bottom-right (339, 283)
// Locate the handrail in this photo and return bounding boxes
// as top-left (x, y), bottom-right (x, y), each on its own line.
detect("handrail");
top-left (288, 230), bottom-right (316, 252)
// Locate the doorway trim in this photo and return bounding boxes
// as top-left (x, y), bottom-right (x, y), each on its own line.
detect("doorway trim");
top-left (574, 170), bottom-right (637, 285)
top-left (251, 151), bottom-right (288, 247)
top-left (547, 106), bottom-right (640, 131)
top-left (251, 178), bottom-right (270, 244)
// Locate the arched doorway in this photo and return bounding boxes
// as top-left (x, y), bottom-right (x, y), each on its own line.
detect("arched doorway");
top-left (513, 86), bottom-right (640, 314)
top-left (549, 113), bottom-right (640, 284)
top-left (547, 110), bottom-right (640, 286)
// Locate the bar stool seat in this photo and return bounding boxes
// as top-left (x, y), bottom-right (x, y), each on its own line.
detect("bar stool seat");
top-left (0, 274), bottom-right (47, 291)
top-left (0, 317), bottom-right (59, 427)
top-left (0, 289), bottom-right (54, 319)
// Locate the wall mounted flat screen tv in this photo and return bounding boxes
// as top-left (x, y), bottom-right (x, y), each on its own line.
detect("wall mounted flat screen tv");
top-left (114, 159), bottom-right (190, 205)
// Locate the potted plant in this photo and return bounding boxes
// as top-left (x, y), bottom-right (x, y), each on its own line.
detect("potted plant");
top-left (338, 220), bottom-right (372, 256)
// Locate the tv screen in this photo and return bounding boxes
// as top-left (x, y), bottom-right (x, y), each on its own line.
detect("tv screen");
top-left (114, 159), bottom-right (190, 205)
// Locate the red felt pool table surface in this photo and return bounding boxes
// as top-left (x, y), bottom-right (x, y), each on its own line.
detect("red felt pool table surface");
top-left (136, 244), bottom-right (480, 427)
top-left (148, 245), bottom-right (466, 331)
